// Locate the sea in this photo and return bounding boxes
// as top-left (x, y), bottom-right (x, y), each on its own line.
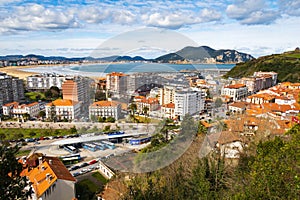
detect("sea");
top-left (21, 63), bottom-right (235, 77)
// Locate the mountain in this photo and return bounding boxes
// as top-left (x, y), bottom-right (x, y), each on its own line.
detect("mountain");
top-left (224, 48), bottom-right (300, 83)
top-left (155, 46), bottom-right (254, 63)
top-left (0, 46), bottom-right (253, 64)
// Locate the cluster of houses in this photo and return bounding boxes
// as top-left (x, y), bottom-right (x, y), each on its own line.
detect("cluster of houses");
top-left (204, 72), bottom-right (300, 160)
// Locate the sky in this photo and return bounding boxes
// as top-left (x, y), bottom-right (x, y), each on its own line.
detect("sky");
top-left (0, 0), bottom-right (299, 58)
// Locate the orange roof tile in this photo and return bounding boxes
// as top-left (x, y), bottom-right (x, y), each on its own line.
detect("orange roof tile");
top-left (218, 131), bottom-right (241, 145)
top-left (107, 72), bottom-right (127, 77)
top-left (3, 101), bottom-right (19, 107)
top-left (47, 99), bottom-right (78, 107)
top-left (162, 103), bottom-right (175, 109)
top-left (22, 155), bottom-right (76, 198)
top-left (91, 100), bottom-right (119, 107)
top-left (224, 84), bottom-right (246, 89)
top-left (229, 102), bottom-right (248, 109)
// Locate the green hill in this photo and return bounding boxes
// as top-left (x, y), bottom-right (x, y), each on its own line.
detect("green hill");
top-left (224, 48), bottom-right (300, 83)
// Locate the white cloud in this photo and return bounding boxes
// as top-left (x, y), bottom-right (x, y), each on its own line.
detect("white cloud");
top-left (144, 9), bottom-right (221, 29)
top-left (0, 4), bottom-right (80, 33)
top-left (279, 0), bottom-right (300, 16)
top-left (226, 0), bottom-right (280, 25)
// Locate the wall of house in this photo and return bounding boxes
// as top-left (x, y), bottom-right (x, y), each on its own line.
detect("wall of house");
top-left (40, 179), bottom-right (75, 200)
top-left (220, 141), bottom-right (243, 159)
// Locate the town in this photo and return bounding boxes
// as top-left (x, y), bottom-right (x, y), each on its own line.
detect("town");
top-left (0, 65), bottom-right (299, 199)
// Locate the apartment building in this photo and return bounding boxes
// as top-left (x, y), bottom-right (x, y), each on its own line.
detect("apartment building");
top-left (89, 100), bottom-right (121, 120)
top-left (26, 73), bottom-right (67, 90)
top-left (221, 84), bottom-right (248, 101)
top-left (174, 90), bottom-right (204, 119)
top-left (0, 73), bottom-right (25, 111)
top-left (106, 72), bottom-right (127, 95)
top-left (254, 71), bottom-right (278, 86)
top-left (61, 76), bottom-right (92, 115)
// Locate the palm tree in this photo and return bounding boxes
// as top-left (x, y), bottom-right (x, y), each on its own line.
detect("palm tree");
top-left (128, 103), bottom-right (137, 122)
top-left (143, 106), bottom-right (150, 131)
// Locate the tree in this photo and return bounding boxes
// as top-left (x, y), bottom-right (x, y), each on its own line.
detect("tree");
top-left (214, 97), bottom-right (223, 108)
top-left (23, 113), bottom-right (30, 121)
top-left (70, 126), bottom-right (77, 134)
top-left (106, 117), bottom-right (116, 123)
top-left (38, 110), bottom-right (46, 119)
top-left (0, 144), bottom-right (31, 199)
top-left (233, 125), bottom-right (300, 199)
top-left (95, 91), bottom-right (106, 101)
top-left (198, 122), bottom-right (208, 134)
top-left (128, 103), bottom-right (137, 122)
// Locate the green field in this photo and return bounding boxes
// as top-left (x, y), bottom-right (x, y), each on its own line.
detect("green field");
top-left (16, 149), bottom-right (31, 157)
top-left (25, 92), bottom-right (46, 101)
top-left (0, 128), bottom-right (76, 140)
top-left (92, 172), bottom-right (108, 184)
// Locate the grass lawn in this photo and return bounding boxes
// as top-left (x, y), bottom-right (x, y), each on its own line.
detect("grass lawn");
top-left (0, 128), bottom-right (75, 140)
top-left (135, 116), bottom-right (161, 123)
top-left (92, 172), bottom-right (108, 184)
top-left (78, 179), bottom-right (98, 192)
top-left (25, 92), bottom-right (46, 101)
top-left (16, 149), bottom-right (31, 157)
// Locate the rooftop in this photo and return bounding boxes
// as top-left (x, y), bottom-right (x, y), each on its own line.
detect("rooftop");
top-left (224, 84), bottom-right (246, 89)
top-left (47, 99), bottom-right (79, 107)
top-left (91, 100), bottom-right (120, 107)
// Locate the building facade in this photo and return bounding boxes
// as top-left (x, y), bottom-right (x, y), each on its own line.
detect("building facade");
top-left (26, 73), bottom-right (67, 90)
top-left (221, 84), bottom-right (248, 101)
top-left (161, 103), bottom-right (175, 119)
top-left (21, 154), bottom-right (76, 200)
top-left (2, 102), bottom-right (40, 118)
top-left (89, 100), bottom-right (121, 120)
top-left (0, 73), bottom-right (25, 112)
top-left (106, 72), bottom-right (127, 95)
top-left (61, 76), bottom-right (92, 116)
top-left (45, 99), bottom-right (80, 120)
top-left (174, 90), bottom-right (204, 119)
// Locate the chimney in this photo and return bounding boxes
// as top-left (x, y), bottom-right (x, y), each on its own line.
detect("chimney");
top-left (46, 173), bottom-right (50, 180)
top-left (38, 157), bottom-right (43, 166)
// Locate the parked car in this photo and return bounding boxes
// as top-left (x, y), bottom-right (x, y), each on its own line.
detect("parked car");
top-left (70, 165), bottom-right (80, 171)
top-left (79, 162), bottom-right (89, 168)
top-left (88, 159), bottom-right (97, 165)
top-left (72, 172), bottom-right (80, 177)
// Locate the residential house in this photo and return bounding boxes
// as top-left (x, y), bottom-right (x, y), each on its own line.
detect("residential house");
top-left (21, 154), bottom-right (76, 200)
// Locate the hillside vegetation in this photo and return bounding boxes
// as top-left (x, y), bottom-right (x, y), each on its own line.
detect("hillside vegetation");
top-left (224, 48), bottom-right (300, 82)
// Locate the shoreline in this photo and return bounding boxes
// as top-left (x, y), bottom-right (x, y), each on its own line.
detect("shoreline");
top-left (0, 62), bottom-right (234, 80)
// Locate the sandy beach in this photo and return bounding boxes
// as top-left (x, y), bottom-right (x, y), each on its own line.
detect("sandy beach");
top-left (0, 64), bottom-right (104, 80)
top-left (0, 65), bottom-right (39, 80)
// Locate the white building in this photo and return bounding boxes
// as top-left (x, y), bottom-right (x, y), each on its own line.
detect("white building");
top-left (89, 100), bottom-right (121, 120)
top-left (174, 90), bottom-right (204, 119)
top-left (159, 85), bottom-right (176, 105)
top-left (253, 71), bottom-right (278, 86)
top-left (221, 84), bottom-right (248, 101)
top-left (2, 101), bottom-right (40, 118)
top-left (26, 73), bottom-right (68, 90)
top-left (45, 99), bottom-right (80, 120)
top-left (161, 103), bottom-right (175, 119)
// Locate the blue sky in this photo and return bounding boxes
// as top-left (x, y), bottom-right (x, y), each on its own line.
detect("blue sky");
top-left (0, 0), bottom-right (299, 58)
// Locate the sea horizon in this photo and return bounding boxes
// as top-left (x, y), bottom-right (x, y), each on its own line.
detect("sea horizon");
top-left (20, 62), bottom-right (235, 77)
